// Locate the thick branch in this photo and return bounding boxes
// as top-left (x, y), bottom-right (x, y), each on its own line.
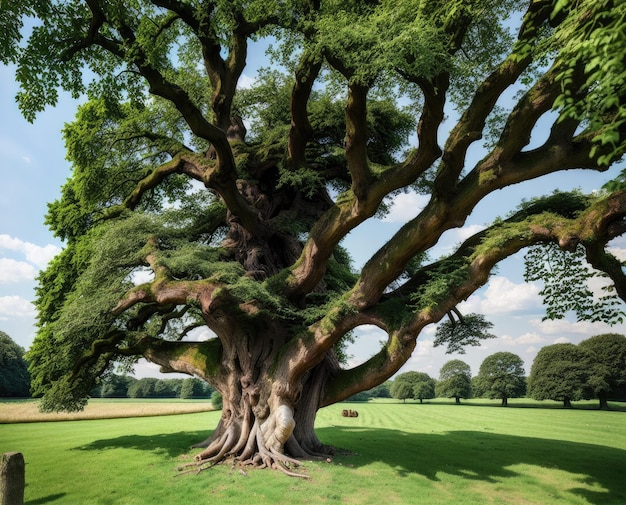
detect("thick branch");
top-left (433, 0), bottom-right (553, 197)
top-left (345, 83), bottom-right (372, 198)
top-left (288, 51), bottom-right (322, 168)
top-left (132, 336), bottom-right (223, 380)
top-left (323, 191), bottom-right (626, 403)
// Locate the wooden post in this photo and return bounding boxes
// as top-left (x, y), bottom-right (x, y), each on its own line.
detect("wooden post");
top-left (0, 452), bottom-right (25, 505)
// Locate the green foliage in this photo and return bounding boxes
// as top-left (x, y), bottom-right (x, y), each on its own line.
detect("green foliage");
top-left (92, 374), bottom-right (137, 398)
top-left (527, 343), bottom-right (601, 406)
top-left (391, 371), bottom-right (436, 403)
top-left (436, 359), bottom-right (472, 403)
top-left (524, 243), bottom-right (625, 324)
top-left (578, 333), bottom-right (626, 402)
top-left (390, 379), bottom-right (413, 402)
top-left (412, 380), bottom-right (436, 403)
top-left (473, 352), bottom-right (526, 404)
top-left (180, 378), bottom-right (213, 399)
top-left (0, 331), bottom-right (30, 397)
top-left (128, 378), bottom-right (182, 398)
top-left (433, 313), bottom-right (496, 354)
top-left (236, 68), bottom-right (416, 173)
top-left (211, 390), bottom-right (223, 410)
top-left (550, 0), bottom-right (626, 166)
top-left (410, 258), bottom-right (470, 310)
top-left (313, 0), bottom-right (451, 85)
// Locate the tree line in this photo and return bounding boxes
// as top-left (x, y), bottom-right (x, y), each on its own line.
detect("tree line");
top-left (359, 334), bottom-right (626, 409)
top-left (90, 375), bottom-right (215, 399)
top-left (4, 331), bottom-right (625, 409)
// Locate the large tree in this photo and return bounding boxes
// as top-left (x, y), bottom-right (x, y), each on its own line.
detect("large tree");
top-left (473, 352), bottom-right (526, 406)
top-left (527, 343), bottom-right (600, 408)
top-left (578, 333), bottom-right (626, 409)
top-left (2, 0), bottom-right (626, 475)
top-left (436, 360), bottom-right (472, 404)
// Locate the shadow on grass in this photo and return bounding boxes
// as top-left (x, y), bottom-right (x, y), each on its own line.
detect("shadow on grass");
top-left (25, 493), bottom-right (67, 505)
top-left (318, 426), bottom-right (626, 505)
top-left (73, 430), bottom-right (209, 458)
top-left (72, 424), bottom-right (626, 504)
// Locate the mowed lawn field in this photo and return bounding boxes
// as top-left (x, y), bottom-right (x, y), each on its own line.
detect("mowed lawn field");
top-left (1, 399), bottom-right (625, 505)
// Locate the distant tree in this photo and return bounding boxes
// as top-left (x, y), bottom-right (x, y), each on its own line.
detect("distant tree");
top-left (579, 334), bottom-right (626, 409)
top-left (528, 344), bottom-right (600, 408)
top-left (436, 360), bottom-right (472, 404)
top-left (473, 352), bottom-right (526, 406)
top-left (180, 378), bottom-right (211, 399)
top-left (390, 380), bottom-right (414, 403)
top-left (0, 331), bottom-right (30, 397)
top-left (368, 381), bottom-right (392, 399)
top-left (391, 372), bottom-right (435, 403)
top-left (154, 379), bottom-right (176, 398)
top-left (96, 374), bottom-right (136, 398)
top-left (128, 378), bottom-right (157, 398)
top-left (211, 391), bottom-right (223, 410)
top-left (413, 379), bottom-right (436, 404)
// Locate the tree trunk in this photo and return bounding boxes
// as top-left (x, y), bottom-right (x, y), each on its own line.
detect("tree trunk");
top-left (178, 346), bottom-right (335, 478)
top-left (455, 397), bottom-right (461, 405)
top-left (501, 397), bottom-right (508, 407)
top-left (598, 392), bottom-right (609, 410)
top-left (563, 398), bottom-right (572, 408)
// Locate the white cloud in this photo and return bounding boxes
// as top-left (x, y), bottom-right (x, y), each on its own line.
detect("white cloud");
top-left (528, 317), bottom-right (614, 335)
top-left (461, 276), bottom-right (541, 314)
top-left (0, 258), bottom-right (38, 283)
top-left (0, 296), bottom-right (36, 317)
top-left (516, 332), bottom-right (545, 344)
top-left (237, 74), bottom-right (257, 90)
top-left (0, 234), bottom-right (61, 268)
top-left (554, 336), bottom-right (571, 344)
top-left (501, 332), bottom-right (545, 346)
top-left (382, 192), bottom-right (429, 223)
top-left (414, 339), bottom-right (434, 357)
top-left (455, 224), bottom-right (486, 243)
top-left (607, 246), bottom-right (626, 262)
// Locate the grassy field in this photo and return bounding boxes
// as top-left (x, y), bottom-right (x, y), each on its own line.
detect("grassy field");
top-left (0, 398), bottom-right (212, 423)
top-left (1, 399), bottom-right (625, 504)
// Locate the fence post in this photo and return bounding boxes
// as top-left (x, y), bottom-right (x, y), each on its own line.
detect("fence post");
top-left (0, 452), bottom-right (24, 505)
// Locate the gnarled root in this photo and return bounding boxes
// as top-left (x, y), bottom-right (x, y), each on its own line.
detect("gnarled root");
top-left (178, 403), bottom-right (315, 479)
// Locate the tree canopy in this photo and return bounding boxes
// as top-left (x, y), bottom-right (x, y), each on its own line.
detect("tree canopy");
top-left (390, 371), bottom-right (435, 403)
top-left (0, 331), bottom-right (30, 397)
top-left (436, 360), bottom-right (472, 404)
top-left (578, 333), bottom-right (626, 408)
top-left (473, 352), bottom-right (526, 406)
top-left (527, 343), bottom-right (601, 408)
top-left (2, 0), bottom-right (626, 475)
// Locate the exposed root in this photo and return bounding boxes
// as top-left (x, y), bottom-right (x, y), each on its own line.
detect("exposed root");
top-left (177, 401), bottom-right (342, 479)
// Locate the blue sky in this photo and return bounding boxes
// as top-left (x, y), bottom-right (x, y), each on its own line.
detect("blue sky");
top-left (2, 44), bottom-right (626, 381)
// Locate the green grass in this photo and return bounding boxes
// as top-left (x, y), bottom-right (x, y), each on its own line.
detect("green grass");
top-left (1, 400), bottom-right (625, 504)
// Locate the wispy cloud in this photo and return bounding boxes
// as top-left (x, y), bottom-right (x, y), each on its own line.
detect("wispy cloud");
top-left (0, 258), bottom-right (38, 283)
top-left (0, 295), bottom-right (36, 318)
top-left (382, 192), bottom-right (429, 223)
top-left (0, 234), bottom-right (61, 268)
top-left (501, 332), bottom-right (546, 346)
top-left (461, 276), bottom-right (541, 314)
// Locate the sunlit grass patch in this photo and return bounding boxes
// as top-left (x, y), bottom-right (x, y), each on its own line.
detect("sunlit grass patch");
top-left (0, 401), bottom-right (625, 504)
top-left (0, 398), bottom-right (212, 423)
